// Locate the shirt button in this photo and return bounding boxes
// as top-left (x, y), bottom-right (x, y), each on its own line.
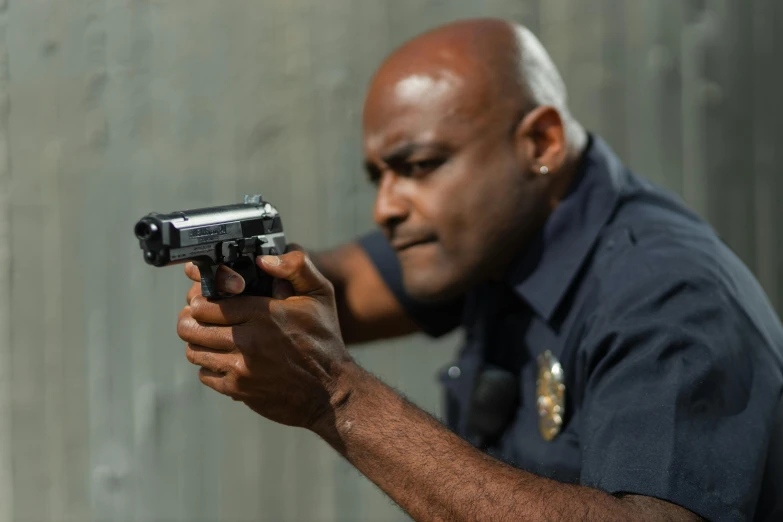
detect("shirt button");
top-left (447, 366), bottom-right (462, 379)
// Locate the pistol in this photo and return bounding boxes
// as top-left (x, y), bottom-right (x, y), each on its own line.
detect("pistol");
top-left (134, 194), bottom-right (286, 298)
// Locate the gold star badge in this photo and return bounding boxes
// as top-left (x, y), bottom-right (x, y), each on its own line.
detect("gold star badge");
top-left (536, 350), bottom-right (566, 441)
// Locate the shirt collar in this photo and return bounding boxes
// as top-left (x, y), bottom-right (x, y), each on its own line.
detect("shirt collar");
top-left (504, 134), bottom-right (627, 322)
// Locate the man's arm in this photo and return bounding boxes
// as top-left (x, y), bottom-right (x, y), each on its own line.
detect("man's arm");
top-left (310, 242), bottom-right (421, 345)
top-left (179, 251), bottom-right (704, 522)
top-left (315, 361), bottom-right (703, 522)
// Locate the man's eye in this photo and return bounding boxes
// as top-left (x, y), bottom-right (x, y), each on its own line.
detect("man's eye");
top-left (407, 158), bottom-right (444, 177)
top-left (366, 166), bottom-right (382, 185)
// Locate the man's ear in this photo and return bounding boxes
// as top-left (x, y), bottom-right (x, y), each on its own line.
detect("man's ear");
top-left (514, 106), bottom-right (567, 177)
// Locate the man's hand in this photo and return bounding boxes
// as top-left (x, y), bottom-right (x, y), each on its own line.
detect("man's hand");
top-left (183, 240), bottom-right (424, 346)
top-left (177, 247), bottom-right (354, 431)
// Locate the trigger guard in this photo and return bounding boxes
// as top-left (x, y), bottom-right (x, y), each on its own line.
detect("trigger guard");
top-left (226, 255), bottom-right (273, 297)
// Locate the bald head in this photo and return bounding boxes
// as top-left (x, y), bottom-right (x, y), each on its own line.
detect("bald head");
top-left (362, 19), bottom-right (587, 301)
top-left (364, 18), bottom-right (585, 151)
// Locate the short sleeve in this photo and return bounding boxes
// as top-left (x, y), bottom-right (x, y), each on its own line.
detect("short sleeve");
top-left (578, 273), bottom-right (783, 522)
top-left (356, 229), bottom-right (464, 338)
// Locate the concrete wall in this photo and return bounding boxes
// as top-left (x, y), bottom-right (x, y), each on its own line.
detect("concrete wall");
top-left (1, 1), bottom-right (781, 521)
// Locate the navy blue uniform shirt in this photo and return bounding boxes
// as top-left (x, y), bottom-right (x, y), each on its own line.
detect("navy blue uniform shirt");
top-left (358, 135), bottom-right (783, 521)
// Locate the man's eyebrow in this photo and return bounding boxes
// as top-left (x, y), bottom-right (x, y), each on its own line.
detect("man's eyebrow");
top-left (363, 142), bottom-right (453, 175)
top-left (380, 142), bottom-right (450, 165)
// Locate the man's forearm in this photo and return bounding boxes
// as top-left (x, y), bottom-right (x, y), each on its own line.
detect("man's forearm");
top-left (310, 246), bottom-right (421, 345)
top-left (315, 362), bottom-right (695, 522)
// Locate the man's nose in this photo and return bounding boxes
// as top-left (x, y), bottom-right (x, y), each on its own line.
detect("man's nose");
top-left (373, 171), bottom-right (410, 228)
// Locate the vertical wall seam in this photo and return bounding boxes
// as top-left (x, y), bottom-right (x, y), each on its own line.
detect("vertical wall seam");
top-left (0, 0), bottom-right (13, 519)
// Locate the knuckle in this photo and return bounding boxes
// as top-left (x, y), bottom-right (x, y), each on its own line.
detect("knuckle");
top-left (321, 277), bottom-right (336, 296)
top-left (177, 306), bottom-right (190, 321)
top-left (289, 250), bottom-right (306, 269)
top-left (249, 298), bottom-right (270, 324)
top-left (216, 374), bottom-right (234, 397)
top-left (176, 312), bottom-right (193, 341)
top-left (189, 296), bottom-right (203, 318)
top-left (198, 369), bottom-right (218, 390)
top-left (185, 263), bottom-right (200, 281)
top-left (201, 351), bottom-right (219, 371)
top-left (187, 284), bottom-right (201, 304)
top-left (267, 301), bottom-right (288, 328)
top-left (231, 355), bottom-right (248, 378)
top-left (188, 295), bottom-right (209, 321)
top-left (231, 327), bottom-right (254, 354)
top-left (185, 344), bottom-right (198, 365)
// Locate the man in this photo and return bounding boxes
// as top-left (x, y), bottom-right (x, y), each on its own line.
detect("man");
top-left (176, 18), bottom-right (783, 521)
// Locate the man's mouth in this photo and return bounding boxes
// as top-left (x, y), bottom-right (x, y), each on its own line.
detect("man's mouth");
top-left (391, 236), bottom-right (437, 252)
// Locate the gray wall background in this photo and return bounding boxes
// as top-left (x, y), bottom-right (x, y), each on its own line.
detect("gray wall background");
top-left (1, 0), bottom-right (781, 521)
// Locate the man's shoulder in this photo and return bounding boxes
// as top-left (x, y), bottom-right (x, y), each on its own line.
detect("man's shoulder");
top-left (590, 170), bottom-right (738, 288)
top-left (592, 192), bottom-right (725, 292)
top-left (581, 175), bottom-right (783, 351)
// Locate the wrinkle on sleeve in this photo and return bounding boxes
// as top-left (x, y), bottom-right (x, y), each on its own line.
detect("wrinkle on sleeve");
top-left (578, 273), bottom-right (783, 522)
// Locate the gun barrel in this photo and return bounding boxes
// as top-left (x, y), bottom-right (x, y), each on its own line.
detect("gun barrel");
top-left (134, 198), bottom-right (285, 268)
top-left (134, 219), bottom-right (159, 241)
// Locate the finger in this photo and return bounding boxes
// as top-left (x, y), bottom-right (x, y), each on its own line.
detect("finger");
top-left (185, 343), bottom-right (239, 375)
top-left (271, 243), bottom-right (302, 299)
top-left (272, 279), bottom-right (296, 300)
top-left (189, 294), bottom-right (272, 326)
top-left (256, 247), bottom-right (333, 299)
top-left (197, 367), bottom-right (233, 397)
top-left (185, 262), bottom-right (201, 282)
top-left (177, 308), bottom-right (240, 351)
top-left (284, 243), bottom-right (305, 254)
top-left (187, 281), bottom-right (201, 305)
top-left (184, 262), bottom-right (246, 294)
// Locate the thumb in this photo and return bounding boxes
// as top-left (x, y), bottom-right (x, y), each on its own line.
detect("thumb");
top-left (270, 243), bottom-right (300, 299)
top-left (256, 243), bottom-right (333, 299)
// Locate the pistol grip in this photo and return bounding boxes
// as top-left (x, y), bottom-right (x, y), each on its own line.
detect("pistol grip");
top-left (194, 261), bottom-right (221, 299)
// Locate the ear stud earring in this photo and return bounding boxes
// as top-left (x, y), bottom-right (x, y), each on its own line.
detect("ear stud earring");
top-left (539, 165), bottom-right (549, 175)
